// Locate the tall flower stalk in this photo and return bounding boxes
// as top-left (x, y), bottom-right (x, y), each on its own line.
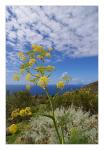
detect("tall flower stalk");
top-left (13, 44), bottom-right (70, 144)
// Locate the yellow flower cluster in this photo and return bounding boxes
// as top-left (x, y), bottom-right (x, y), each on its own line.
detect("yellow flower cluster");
top-left (13, 73), bottom-right (20, 81)
top-left (8, 124), bottom-right (18, 134)
top-left (37, 55), bottom-right (44, 60)
top-left (56, 81), bottom-right (64, 89)
top-left (48, 47), bottom-right (53, 51)
top-left (25, 73), bottom-right (31, 81)
top-left (19, 107), bottom-right (32, 117)
top-left (36, 66), bottom-right (45, 72)
top-left (46, 65), bottom-right (55, 71)
top-left (11, 108), bottom-right (20, 119)
top-left (45, 52), bottom-right (51, 58)
top-left (36, 66), bottom-right (55, 73)
top-left (11, 107), bottom-right (32, 119)
top-left (14, 45), bottom-right (55, 92)
top-left (38, 76), bottom-right (48, 88)
top-left (32, 44), bottom-right (43, 52)
top-left (29, 58), bottom-right (36, 66)
top-left (18, 52), bottom-right (26, 60)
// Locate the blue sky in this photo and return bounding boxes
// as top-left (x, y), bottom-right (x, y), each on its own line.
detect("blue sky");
top-left (6, 6), bottom-right (98, 85)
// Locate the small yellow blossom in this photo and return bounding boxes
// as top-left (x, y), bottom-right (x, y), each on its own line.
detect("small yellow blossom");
top-left (38, 76), bottom-right (48, 88)
top-left (56, 81), bottom-right (64, 89)
top-left (29, 58), bottom-right (36, 65)
top-left (48, 48), bottom-right (53, 51)
top-left (45, 52), bottom-right (51, 58)
top-left (13, 73), bottom-right (20, 81)
top-left (25, 107), bottom-right (32, 116)
top-left (25, 107), bottom-right (31, 111)
top-left (19, 109), bottom-right (26, 117)
top-left (32, 44), bottom-right (43, 52)
top-left (25, 73), bottom-right (31, 81)
top-left (8, 124), bottom-right (18, 134)
top-left (19, 107), bottom-right (32, 117)
top-left (18, 52), bottom-right (26, 60)
top-left (18, 52), bottom-right (24, 57)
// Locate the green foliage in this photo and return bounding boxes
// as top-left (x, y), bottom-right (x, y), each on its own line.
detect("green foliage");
top-left (6, 87), bottom-right (98, 126)
top-left (6, 121), bottom-right (30, 144)
top-left (54, 89), bottom-right (98, 114)
top-left (6, 91), bottom-right (33, 119)
top-left (6, 82), bottom-right (98, 144)
top-left (13, 106), bottom-right (98, 144)
top-left (7, 132), bottom-right (20, 144)
top-left (69, 127), bottom-right (88, 144)
top-left (6, 88), bottom-right (98, 144)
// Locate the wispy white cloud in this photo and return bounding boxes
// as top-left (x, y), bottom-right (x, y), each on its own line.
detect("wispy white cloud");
top-left (6, 6), bottom-right (98, 70)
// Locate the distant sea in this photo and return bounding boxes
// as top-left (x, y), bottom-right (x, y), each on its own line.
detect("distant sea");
top-left (6, 84), bottom-right (84, 96)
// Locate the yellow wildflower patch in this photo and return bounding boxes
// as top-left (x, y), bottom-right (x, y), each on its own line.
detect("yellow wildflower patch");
top-left (25, 107), bottom-right (32, 116)
top-left (19, 109), bottom-right (26, 117)
top-left (8, 124), bottom-right (18, 134)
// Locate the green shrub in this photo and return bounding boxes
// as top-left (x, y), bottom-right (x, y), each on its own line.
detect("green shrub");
top-left (14, 106), bottom-right (98, 144)
top-left (69, 127), bottom-right (88, 144)
top-left (54, 89), bottom-right (98, 114)
top-left (6, 88), bottom-right (98, 127)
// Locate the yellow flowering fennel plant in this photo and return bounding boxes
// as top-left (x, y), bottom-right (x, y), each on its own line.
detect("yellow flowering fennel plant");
top-left (13, 44), bottom-right (70, 144)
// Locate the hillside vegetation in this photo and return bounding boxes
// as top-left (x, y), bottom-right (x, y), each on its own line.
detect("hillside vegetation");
top-left (6, 81), bottom-right (98, 144)
top-left (82, 81), bottom-right (98, 93)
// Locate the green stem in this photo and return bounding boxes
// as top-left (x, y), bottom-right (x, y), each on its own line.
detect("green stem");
top-left (45, 88), bottom-right (62, 144)
top-left (45, 88), bottom-right (54, 115)
top-left (61, 127), bottom-right (65, 144)
top-left (52, 117), bottom-right (62, 144)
